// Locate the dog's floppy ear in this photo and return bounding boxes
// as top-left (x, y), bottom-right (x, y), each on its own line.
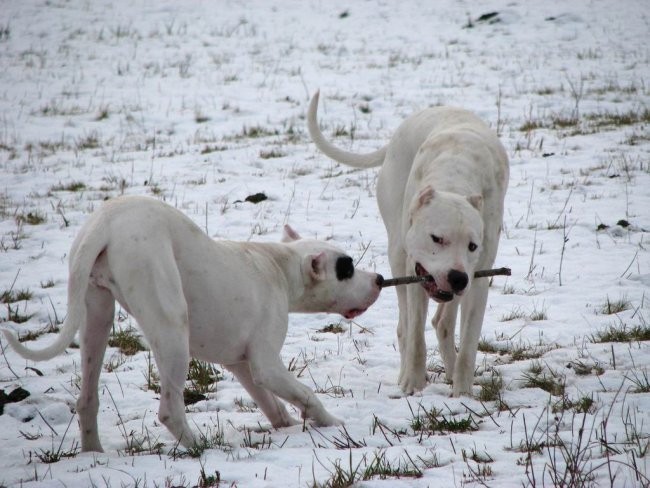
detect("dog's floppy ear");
top-left (305, 252), bottom-right (327, 281)
top-left (417, 186), bottom-right (435, 207)
top-left (467, 194), bottom-right (483, 211)
top-left (409, 185), bottom-right (435, 219)
top-left (282, 224), bottom-right (301, 242)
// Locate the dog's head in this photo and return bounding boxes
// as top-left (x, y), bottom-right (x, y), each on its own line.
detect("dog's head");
top-left (404, 186), bottom-right (484, 303)
top-left (282, 225), bottom-right (382, 318)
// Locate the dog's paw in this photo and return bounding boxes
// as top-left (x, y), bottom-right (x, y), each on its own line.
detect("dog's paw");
top-left (398, 374), bottom-right (427, 395)
top-left (272, 416), bottom-right (302, 428)
top-left (313, 412), bottom-right (344, 427)
top-left (451, 379), bottom-right (474, 397)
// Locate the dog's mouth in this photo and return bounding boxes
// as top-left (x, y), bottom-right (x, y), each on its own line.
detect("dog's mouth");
top-left (415, 263), bottom-right (454, 303)
top-left (343, 308), bottom-right (367, 320)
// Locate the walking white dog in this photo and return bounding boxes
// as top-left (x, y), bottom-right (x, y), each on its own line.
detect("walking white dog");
top-left (3, 196), bottom-right (383, 452)
top-left (308, 92), bottom-right (509, 396)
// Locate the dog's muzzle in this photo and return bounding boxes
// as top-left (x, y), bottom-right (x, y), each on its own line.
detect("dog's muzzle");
top-left (415, 263), bottom-right (454, 302)
top-left (375, 274), bottom-right (385, 287)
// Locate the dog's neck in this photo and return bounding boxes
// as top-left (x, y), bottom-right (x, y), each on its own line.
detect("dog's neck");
top-left (226, 242), bottom-right (309, 312)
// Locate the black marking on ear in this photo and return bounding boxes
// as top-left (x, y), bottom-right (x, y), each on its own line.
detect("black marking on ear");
top-left (336, 256), bottom-right (354, 281)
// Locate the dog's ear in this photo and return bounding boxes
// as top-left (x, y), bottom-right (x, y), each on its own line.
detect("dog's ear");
top-left (417, 186), bottom-right (435, 207)
top-left (409, 186), bottom-right (435, 220)
top-left (467, 195), bottom-right (483, 211)
top-left (306, 252), bottom-right (327, 281)
top-left (282, 224), bottom-right (301, 242)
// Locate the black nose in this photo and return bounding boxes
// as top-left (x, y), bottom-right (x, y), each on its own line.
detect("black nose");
top-left (448, 269), bottom-right (468, 293)
top-left (375, 274), bottom-right (385, 287)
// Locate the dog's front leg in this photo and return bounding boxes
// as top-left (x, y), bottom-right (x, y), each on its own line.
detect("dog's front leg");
top-left (454, 279), bottom-right (490, 396)
top-left (389, 244), bottom-right (409, 385)
top-left (398, 278), bottom-right (429, 394)
top-left (431, 301), bottom-right (459, 385)
top-left (226, 362), bottom-right (300, 428)
top-left (248, 351), bottom-right (342, 426)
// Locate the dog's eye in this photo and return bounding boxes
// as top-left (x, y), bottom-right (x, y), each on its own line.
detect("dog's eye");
top-left (468, 242), bottom-right (478, 252)
top-left (336, 256), bottom-right (354, 281)
top-left (431, 234), bottom-right (442, 244)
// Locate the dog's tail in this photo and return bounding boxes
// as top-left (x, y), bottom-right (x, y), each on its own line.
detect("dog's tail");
top-left (2, 212), bottom-right (109, 362)
top-left (308, 90), bottom-right (387, 169)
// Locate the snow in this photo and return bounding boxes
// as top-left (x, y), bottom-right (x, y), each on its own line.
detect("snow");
top-left (1, 0), bottom-right (649, 486)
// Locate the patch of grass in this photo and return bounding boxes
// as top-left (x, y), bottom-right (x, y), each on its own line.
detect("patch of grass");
top-left (149, 183), bottom-right (163, 196)
top-left (590, 322), bottom-right (650, 343)
top-left (108, 327), bottom-right (146, 355)
top-left (598, 295), bottom-right (632, 315)
top-left (502, 283), bottom-right (517, 295)
top-left (567, 359), bottom-right (604, 376)
top-left (187, 359), bottom-right (222, 395)
top-left (194, 111), bottom-right (210, 124)
top-left (552, 395), bottom-right (597, 414)
top-left (410, 404), bottom-right (478, 434)
top-left (529, 305), bottom-right (548, 321)
top-left (333, 124), bottom-right (350, 137)
top-left (144, 352), bottom-right (160, 393)
top-left (95, 106), bottom-right (110, 121)
top-left (358, 103), bottom-right (371, 114)
top-left (478, 370), bottom-right (504, 402)
top-left (75, 131), bottom-right (101, 150)
top-left (499, 306), bottom-right (526, 322)
top-left (1, 288), bottom-right (33, 303)
top-left (477, 338), bottom-right (499, 353)
top-left (551, 115), bottom-right (579, 128)
top-left (510, 342), bottom-right (556, 361)
top-left (16, 211), bottom-right (46, 225)
top-left (200, 144), bottom-right (227, 154)
top-left (586, 108), bottom-right (650, 127)
top-left (40, 279), bottom-right (56, 289)
top-left (362, 450), bottom-right (422, 481)
top-left (318, 323), bottom-right (347, 334)
top-left (519, 118), bottom-right (545, 132)
top-left (259, 148), bottom-right (286, 159)
top-left (626, 369), bottom-right (650, 393)
top-left (50, 181), bottom-right (87, 192)
top-left (237, 125), bottom-right (279, 139)
top-left (4, 303), bottom-right (35, 324)
top-left (35, 441), bottom-right (80, 463)
top-left (521, 362), bottom-right (565, 396)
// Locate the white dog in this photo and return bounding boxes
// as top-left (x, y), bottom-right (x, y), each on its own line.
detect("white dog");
top-left (308, 92), bottom-right (509, 396)
top-left (3, 196), bottom-right (383, 452)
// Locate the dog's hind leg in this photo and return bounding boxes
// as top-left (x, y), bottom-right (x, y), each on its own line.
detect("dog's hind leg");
top-left (77, 285), bottom-right (115, 452)
top-left (125, 252), bottom-right (196, 448)
top-left (431, 301), bottom-right (459, 384)
top-left (226, 362), bottom-right (300, 428)
top-left (454, 278), bottom-right (490, 396)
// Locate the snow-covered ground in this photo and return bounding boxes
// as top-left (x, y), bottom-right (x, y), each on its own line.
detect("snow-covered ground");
top-left (1, 0), bottom-right (649, 486)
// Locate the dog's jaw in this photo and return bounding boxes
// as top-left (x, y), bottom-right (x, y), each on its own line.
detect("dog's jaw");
top-left (415, 263), bottom-right (454, 303)
top-left (342, 307), bottom-right (367, 320)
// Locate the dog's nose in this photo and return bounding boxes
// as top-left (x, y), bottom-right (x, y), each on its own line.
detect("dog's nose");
top-left (448, 269), bottom-right (468, 293)
top-left (375, 274), bottom-right (385, 288)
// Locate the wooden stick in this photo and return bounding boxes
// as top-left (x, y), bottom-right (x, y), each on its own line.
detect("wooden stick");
top-left (380, 267), bottom-right (511, 288)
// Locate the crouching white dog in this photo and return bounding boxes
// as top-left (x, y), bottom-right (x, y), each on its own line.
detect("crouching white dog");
top-left (3, 196), bottom-right (382, 452)
top-left (308, 92), bottom-right (509, 396)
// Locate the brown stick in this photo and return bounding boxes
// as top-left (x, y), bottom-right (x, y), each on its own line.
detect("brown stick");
top-left (380, 267), bottom-right (511, 288)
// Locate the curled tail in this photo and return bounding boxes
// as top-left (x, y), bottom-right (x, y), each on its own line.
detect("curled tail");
top-left (2, 215), bottom-right (108, 362)
top-left (308, 90), bottom-right (387, 169)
